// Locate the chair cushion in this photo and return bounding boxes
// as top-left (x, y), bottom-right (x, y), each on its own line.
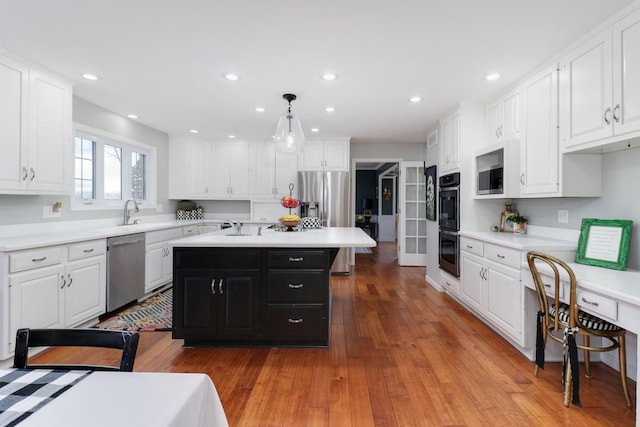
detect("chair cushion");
top-left (549, 303), bottom-right (622, 332)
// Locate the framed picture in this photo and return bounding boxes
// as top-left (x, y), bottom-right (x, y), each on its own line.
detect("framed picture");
top-left (425, 165), bottom-right (437, 221)
top-left (575, 218), bottom-right (633, 270)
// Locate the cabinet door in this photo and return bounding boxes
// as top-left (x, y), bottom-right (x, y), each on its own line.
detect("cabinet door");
top-left (65, 256), bottom-right (106, 326)
top-left (448, 112), bottom-right (461, 170)
top-left (9, 265), bottom-right (64, 353)
top-left (322, 139), bottom-right (349, 171)
top-left (173, 270), bottom-right (217, 339)
top-left (227, 142), bottom-right (250, 197)
top-left (460, 252), bottom-right (484, 311)
top-left (28, 70), bottom-right (71, 192)
top-left (298, 140), bottom-right (324, 171)
top-left (274, 150), bottom-right (298, 196)
top-left (486, 261), bottom-right (522, 344)
top-left (520, 64), bottom-right (560, 196)
top-left (185, 139), bottom-right (210, 198)
top-left (145, 243), bottom-right (167, 292)
top-left (501, 89), bottom-right (520, 142)
top-left (217, 271), bottom-right (260, 337)
top-left (560, 30), bottom-right (613, 148)
top-left (0, 55), bottom-right (28, 191)
top-left (253, 141), bottom-right (277, 198)
top-left (486, 100), bottom-right (501, 145)
top-left (613, 9), bottom-right (640, 136)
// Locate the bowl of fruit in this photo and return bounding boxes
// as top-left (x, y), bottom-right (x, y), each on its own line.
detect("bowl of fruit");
top-left (279, 214), bottom-right (301, 230)
top-left (280, 195), bottom-right (299, 209)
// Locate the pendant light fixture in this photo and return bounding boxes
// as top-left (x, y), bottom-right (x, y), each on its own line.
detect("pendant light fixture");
top-left (274, 93), bottom-right (305, 154)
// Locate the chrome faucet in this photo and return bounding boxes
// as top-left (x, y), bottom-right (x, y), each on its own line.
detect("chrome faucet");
top-left (123, 198), bottom-right (140, 225)
top-left (223, 219), bottom-right (242, 235)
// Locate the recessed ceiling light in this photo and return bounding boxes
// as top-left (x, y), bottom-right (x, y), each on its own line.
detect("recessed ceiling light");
top-left (228, 134), bottom-right (236, 139)
top-left (311, 128), bottom-right (319, 133)
top-left (189, 129), bottom-right (198, 134)
top-left (127, 114), bottom-right (138, 119)
top-left (325, 107), bottom-right (335, 113)
top-left (409, 96), bottom-right (422, 103)
top-left (82, 73), bottom-right (100, 81)
top-left (486, 73), bottom-right (500, 81)
top-left (255, 107), bottom-right (265, 113)
top-left (224, 73), bottom-right (239, 81)
top-left (322, 73), bottom-right (338, 81)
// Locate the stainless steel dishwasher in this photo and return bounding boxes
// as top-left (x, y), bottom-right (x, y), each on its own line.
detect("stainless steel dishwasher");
top-left (107, 233), bottom-right (146, 312)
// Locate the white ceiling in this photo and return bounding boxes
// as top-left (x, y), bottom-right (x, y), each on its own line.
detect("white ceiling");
top-left (0, 0), bottom-right (634, 144)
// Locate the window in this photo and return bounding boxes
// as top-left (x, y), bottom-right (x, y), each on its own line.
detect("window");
top-left (73, 125), bottom-right (156, 209)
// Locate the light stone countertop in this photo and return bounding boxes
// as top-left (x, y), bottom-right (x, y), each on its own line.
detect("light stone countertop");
top-left (170, 226), bottom-right (377, 248)
top-left (459, 230), bottom-right (578, 251)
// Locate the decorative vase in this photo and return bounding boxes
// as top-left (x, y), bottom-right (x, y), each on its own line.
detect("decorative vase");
top-left (513, 222), bottom-right (527, 234)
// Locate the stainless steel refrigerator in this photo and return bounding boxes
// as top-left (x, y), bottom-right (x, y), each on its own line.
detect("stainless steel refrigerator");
top-left (298, 171), bottom-right (350, 274)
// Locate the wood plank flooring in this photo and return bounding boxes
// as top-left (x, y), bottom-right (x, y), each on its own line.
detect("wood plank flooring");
top-left (32, 242), bottom-right (636, 426)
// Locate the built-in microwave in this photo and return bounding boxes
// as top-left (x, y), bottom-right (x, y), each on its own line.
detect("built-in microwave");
top-left (478, 165), bottom-right (503, 195)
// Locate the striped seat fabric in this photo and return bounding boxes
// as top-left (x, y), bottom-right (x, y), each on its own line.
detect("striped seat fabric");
top-left (550, 303), bottom-right (622, 332)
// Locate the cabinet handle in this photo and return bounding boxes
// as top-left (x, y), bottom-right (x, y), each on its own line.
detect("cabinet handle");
top-left (496, 254), bottom-right (505, 259)
top-left (466, 245), bottom-right (473, 249)
top-left (83, 248), bottom-right (95, 253)
top-left (60, 276), bottom-right (66, 289)
top-left (219, 279), bottom-right (223, 294)
top-left (211, 279), bottom-right (216, 295)
top-left (30, 168), bottom-right (35, 181)
top-left (32, 256), bottom-right (47, 262)
top-left (288, 257), bottom-right (304, 262)
top-left (288, 318), bottom-right (304, 324)
top-left (604, 107), bottom-right (612, 125)
top-left (581, 297), bottom-right (599, 307)
top-left (520, 173), bottom-right (525, 186)
top-left (613, 104), bottom-right (621, 122)
top-left (67, 273), bottom-right (72, 287)
top-left (495, 127), bottom-right (500, 138)
top-left (288, 283), bottom-right (304, 289)
top-left (22, 167), bottom-right (28, 181)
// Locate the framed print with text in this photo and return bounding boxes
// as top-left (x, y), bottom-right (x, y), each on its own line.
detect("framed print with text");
top-left (575, 218), bottom-right (633, 270)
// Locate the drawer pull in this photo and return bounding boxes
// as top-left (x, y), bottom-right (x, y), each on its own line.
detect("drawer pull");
top-left (288, 318), bottom-right (304, 324)
top-left (288, 283), bottom-right (304, 289)
top-left (466, 245), bottom-right (473, 249)
top-left (211, 279), bottom-right (216, 295)
top-left (32, 256), bottom-right (47, 262)
top-left (83, 248), bottom-right (95, 253)
top-left (219, 279), bottom-right (224, 295)
top-left (581, 297), bottom-right (599, 307)
top-left (288, 257), bottom-right (304, 262)
top-left (496, 254), bottom-right (505, 259)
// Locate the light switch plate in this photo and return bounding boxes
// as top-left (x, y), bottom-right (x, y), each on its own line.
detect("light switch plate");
top-left (558, 209), bottom-right (569, 224)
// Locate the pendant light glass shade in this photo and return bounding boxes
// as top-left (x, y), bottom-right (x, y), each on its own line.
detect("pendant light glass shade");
top-left (274, 93), bottom-right (305, 154)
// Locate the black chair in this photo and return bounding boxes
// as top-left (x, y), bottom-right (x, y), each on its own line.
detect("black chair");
top-left (13, 328), bottom-right (140, 372)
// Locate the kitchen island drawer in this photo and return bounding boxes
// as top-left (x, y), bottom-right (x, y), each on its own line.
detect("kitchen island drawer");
top-left (267, 304), bottom-right (327, 340)
top-left (268, 271), bottom-right (327, 302)
top-left (268, 249), bottom-right (329, 269)
top-left (9, 246), bottom-right (64, 273)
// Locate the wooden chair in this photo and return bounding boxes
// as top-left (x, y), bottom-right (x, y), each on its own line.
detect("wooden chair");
top-left (527, 251), bottom-right (631, 407)
top-left (13, 328), bottom-right (140, 372)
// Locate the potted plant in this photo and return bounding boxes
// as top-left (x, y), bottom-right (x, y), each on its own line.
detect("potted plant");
top-left (508, 214), bottom-right (528, 234)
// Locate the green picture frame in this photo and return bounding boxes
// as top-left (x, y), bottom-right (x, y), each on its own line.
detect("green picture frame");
top-left (575, 218), bottom-right (633, 271)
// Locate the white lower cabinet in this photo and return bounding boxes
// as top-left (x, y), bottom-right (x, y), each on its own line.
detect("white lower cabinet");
top-left (6, 240), bottom-right (106, 357)
top-left (145, 228), bottom-right (183, 294)
top-left (459, 237), bottom-right (523, 346)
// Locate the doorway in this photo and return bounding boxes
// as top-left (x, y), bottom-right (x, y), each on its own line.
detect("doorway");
top-left (351, 158), bottom-right (401, 266)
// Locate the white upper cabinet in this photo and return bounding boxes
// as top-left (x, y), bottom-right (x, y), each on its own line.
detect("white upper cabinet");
top-left (211, 141), bottom-right (250, 198)
top-left (298, 138), bottom-right (349, 171)
top-left (560, 7), bottom-right (640, 151)
top-left (252, 140), bottom-right (298, 198)
top-left (520, 64), bottom-right (560, 195)
top-left (486, 87), bottom-right (520, 145)
top-left (439, 109), bottom-right (461, 174)
top-left (0, 54), bottom-right (71, 194)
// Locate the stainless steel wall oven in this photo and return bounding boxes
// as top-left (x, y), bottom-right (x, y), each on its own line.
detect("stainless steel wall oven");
top-left (438, 172), bottom-right (460, 277)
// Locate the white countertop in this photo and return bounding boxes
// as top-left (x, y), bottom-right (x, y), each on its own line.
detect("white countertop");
top-left (0, 220), bottom-right (201, 252)
top-left (459, 230), bottom-right (577, 251)
top-left (170, 226), bottom-right (377, 248)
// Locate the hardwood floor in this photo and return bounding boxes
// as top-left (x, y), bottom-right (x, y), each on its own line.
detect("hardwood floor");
top-left (33, 242), bottom-right (636, 426)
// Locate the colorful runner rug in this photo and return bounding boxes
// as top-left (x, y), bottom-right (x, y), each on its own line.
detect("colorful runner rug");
top-left (95, 288), bottom-right (172, 331)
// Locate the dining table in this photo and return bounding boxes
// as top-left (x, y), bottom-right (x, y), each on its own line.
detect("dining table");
top-left (0, 369), bottom-right (229, 426)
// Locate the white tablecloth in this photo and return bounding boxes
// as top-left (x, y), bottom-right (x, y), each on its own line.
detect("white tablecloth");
top-left (19, 372), bottom-right (229, 427)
